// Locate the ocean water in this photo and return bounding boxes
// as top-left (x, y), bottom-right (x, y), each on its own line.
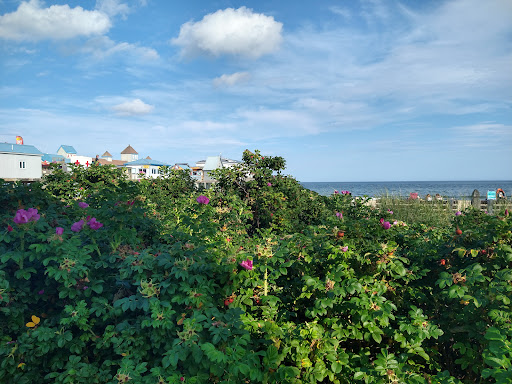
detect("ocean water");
top-left (300, 181), bottom-right (512, 199)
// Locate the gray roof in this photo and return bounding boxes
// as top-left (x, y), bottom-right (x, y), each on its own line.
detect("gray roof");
top-left (203, 156), bottom-right (222, 171)
top-left (0, 143), bottom-right (43, 155)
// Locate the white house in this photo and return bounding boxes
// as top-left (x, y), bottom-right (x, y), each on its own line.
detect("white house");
top-left (57, 145), bottom-right (93, 168)
top-left (0, 143), bottom-right (43, 181)
top-left (122, 158), bottom-right (169, 180)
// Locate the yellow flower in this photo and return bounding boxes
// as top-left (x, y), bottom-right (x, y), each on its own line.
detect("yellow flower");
top-left (26, 315), bottom-right (40, 328)
top-left (17, 362), bottom-right (25, 369)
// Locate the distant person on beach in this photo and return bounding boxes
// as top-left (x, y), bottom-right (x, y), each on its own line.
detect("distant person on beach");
top-left (497, 188), bottom-right (506, 199)
top-left (426, 194), bottom-right (432, 201)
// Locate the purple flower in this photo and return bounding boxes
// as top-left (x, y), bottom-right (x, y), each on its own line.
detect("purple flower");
top-left (455, 211), bottom-right (462, 216)
top-left (87, 217), bottom-right (103, 230)
top-left (381, 221), bottom-right (391, 230)
top-left (13, 208), bottom-right (40, 224)
top-left (387, 209), bottom-right (393, 215)
top-left (78, 202), bottom-right (89, 209)
top-left (196, 195), bottom-right (210, 205)
top-left (506, 209), bottom-right (509, 217)
top-left (341, 246), bottom-right (348, 252)
top-left (240, 259), bottom-right (253, 271)
top-left (335, 212), bottom-right (343, 219)
top-left (267, 182), bottom-right (272, 187)
top-left (55, 227), bottom-right (64, 236)
top-left (38, 289), bottom-right (45, 295)
top-left (83, 286), bottom-right (88, 290)
top-left (71, 220), bottom-right (85, 232)
top-left (334, 190), bottom-right (339, 194)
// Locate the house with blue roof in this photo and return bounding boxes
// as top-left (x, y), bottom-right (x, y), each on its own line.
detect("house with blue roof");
top-left (122, 158), bottom-right (169, 180)
top-left (0, 142), bottom-right (43, 181)
top-left (57, 145), bottom-right (77, 158)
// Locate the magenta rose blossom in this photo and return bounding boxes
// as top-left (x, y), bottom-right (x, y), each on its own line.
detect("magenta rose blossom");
top-left (71, 220), bottom-right (85, 232)
top-left (381, 221), bottom-right (391, 230)
top-left (55, 227), bottom-right (64, 235)
top-left (267, 182), bottom-right (272, 187)
top-left (240, 259), bottom-right (253, 270)
top-left (78, 202), bottom-right (89, 208)
top-left (87, 217), bottom-right (103, 230)
top-left (455, 211), bottom-right (462, 216)
top-left (13, 208), bottom-right (40, 224)
top-left (196, 195), bottom-right (209, 205)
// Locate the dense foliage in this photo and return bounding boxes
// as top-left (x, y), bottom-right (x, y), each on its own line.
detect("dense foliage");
top-left (1, 152), bottom-right (511, 383)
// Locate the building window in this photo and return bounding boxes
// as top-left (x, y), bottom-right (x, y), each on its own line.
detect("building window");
top-left (19, 161), bottom-right (26, 169)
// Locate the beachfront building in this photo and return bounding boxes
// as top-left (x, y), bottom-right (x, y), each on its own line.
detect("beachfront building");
top-left (97, 150), bottom-right (127, 167)
top-left (194, 155), bottom-right (241, 188)
top-left (41, 153), bottom-right (67, 176)
top-left (121, 145), bottom-right (138, 162)
top-left (56, 145), bottom-right (93, 168)
top-left (123, 158), bottom-right (169, 180)
top-left (0, 142), bottom-right (43, 181)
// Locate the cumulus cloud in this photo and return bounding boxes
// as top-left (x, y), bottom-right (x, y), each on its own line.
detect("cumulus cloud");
top-left (112, 99), bottom-right (154, 116)
top-left (0, 0), bottom-right (111, 41)
top-left (172, 7), bottom-right (283, 59)
top-left (213, 72), bottom-right (250, 87)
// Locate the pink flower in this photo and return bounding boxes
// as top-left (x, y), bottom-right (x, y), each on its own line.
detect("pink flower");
top-left (334, 190), bottom-right (339, 194)
top-left (196, 195), bottom-right (209, 205)
top-left (267, 182), bottom-right (272, 187)
top-left (13, 208), bottom-right (40, 224)
top-left (78, 202), bottom-right (89, 208)
top-left (240, 259), bottom-right (253, 271)
top-left (381, 221), bottom-right (391, 230)
top-left (335, 212), bottom-right (342, 219)
top-left (7, 225), bottom-right (13, 232)
top-left (87, 217), bottom-right (103, 230)
top-left (505, 209), bottom-right (509, 217)
top-left (38, 289), bottom-right (45, 295)
top-left (71, 220), bottom-right (84, 232)
top-left (455, 211), bottom-right (462, 216)
top-left (387, 209), bottom-right (393, 215)
top-left (55, 227), bottom-right (64, 235)
top-left (341, 246), bottom-right (348, 252)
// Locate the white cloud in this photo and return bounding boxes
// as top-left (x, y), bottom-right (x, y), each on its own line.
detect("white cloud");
top-left (172, 7), bottom-right (283, 59)
top-left (80, 36), bottom-right (159, 61)
top-left (112, 99), bottom-right (154, 116)
top-left (95, 0), bottom-right (130, 18)
top-left (329, 6), bottom-right (351, 19)
top-left (0, 0), bottom-right (111, 41)
top-left (213, 72), bottom-right (250, 87)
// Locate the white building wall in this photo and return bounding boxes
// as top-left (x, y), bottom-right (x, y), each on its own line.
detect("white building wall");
top-left (125, 165), bottom-right (161, 180)
top-left (68, 155), bottom-right (94, 166)
top-left (0, 153), bottom-right (42, 180)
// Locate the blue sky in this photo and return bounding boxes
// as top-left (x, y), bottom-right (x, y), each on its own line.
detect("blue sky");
top-left (1, 0), bottom-right (511, 181)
